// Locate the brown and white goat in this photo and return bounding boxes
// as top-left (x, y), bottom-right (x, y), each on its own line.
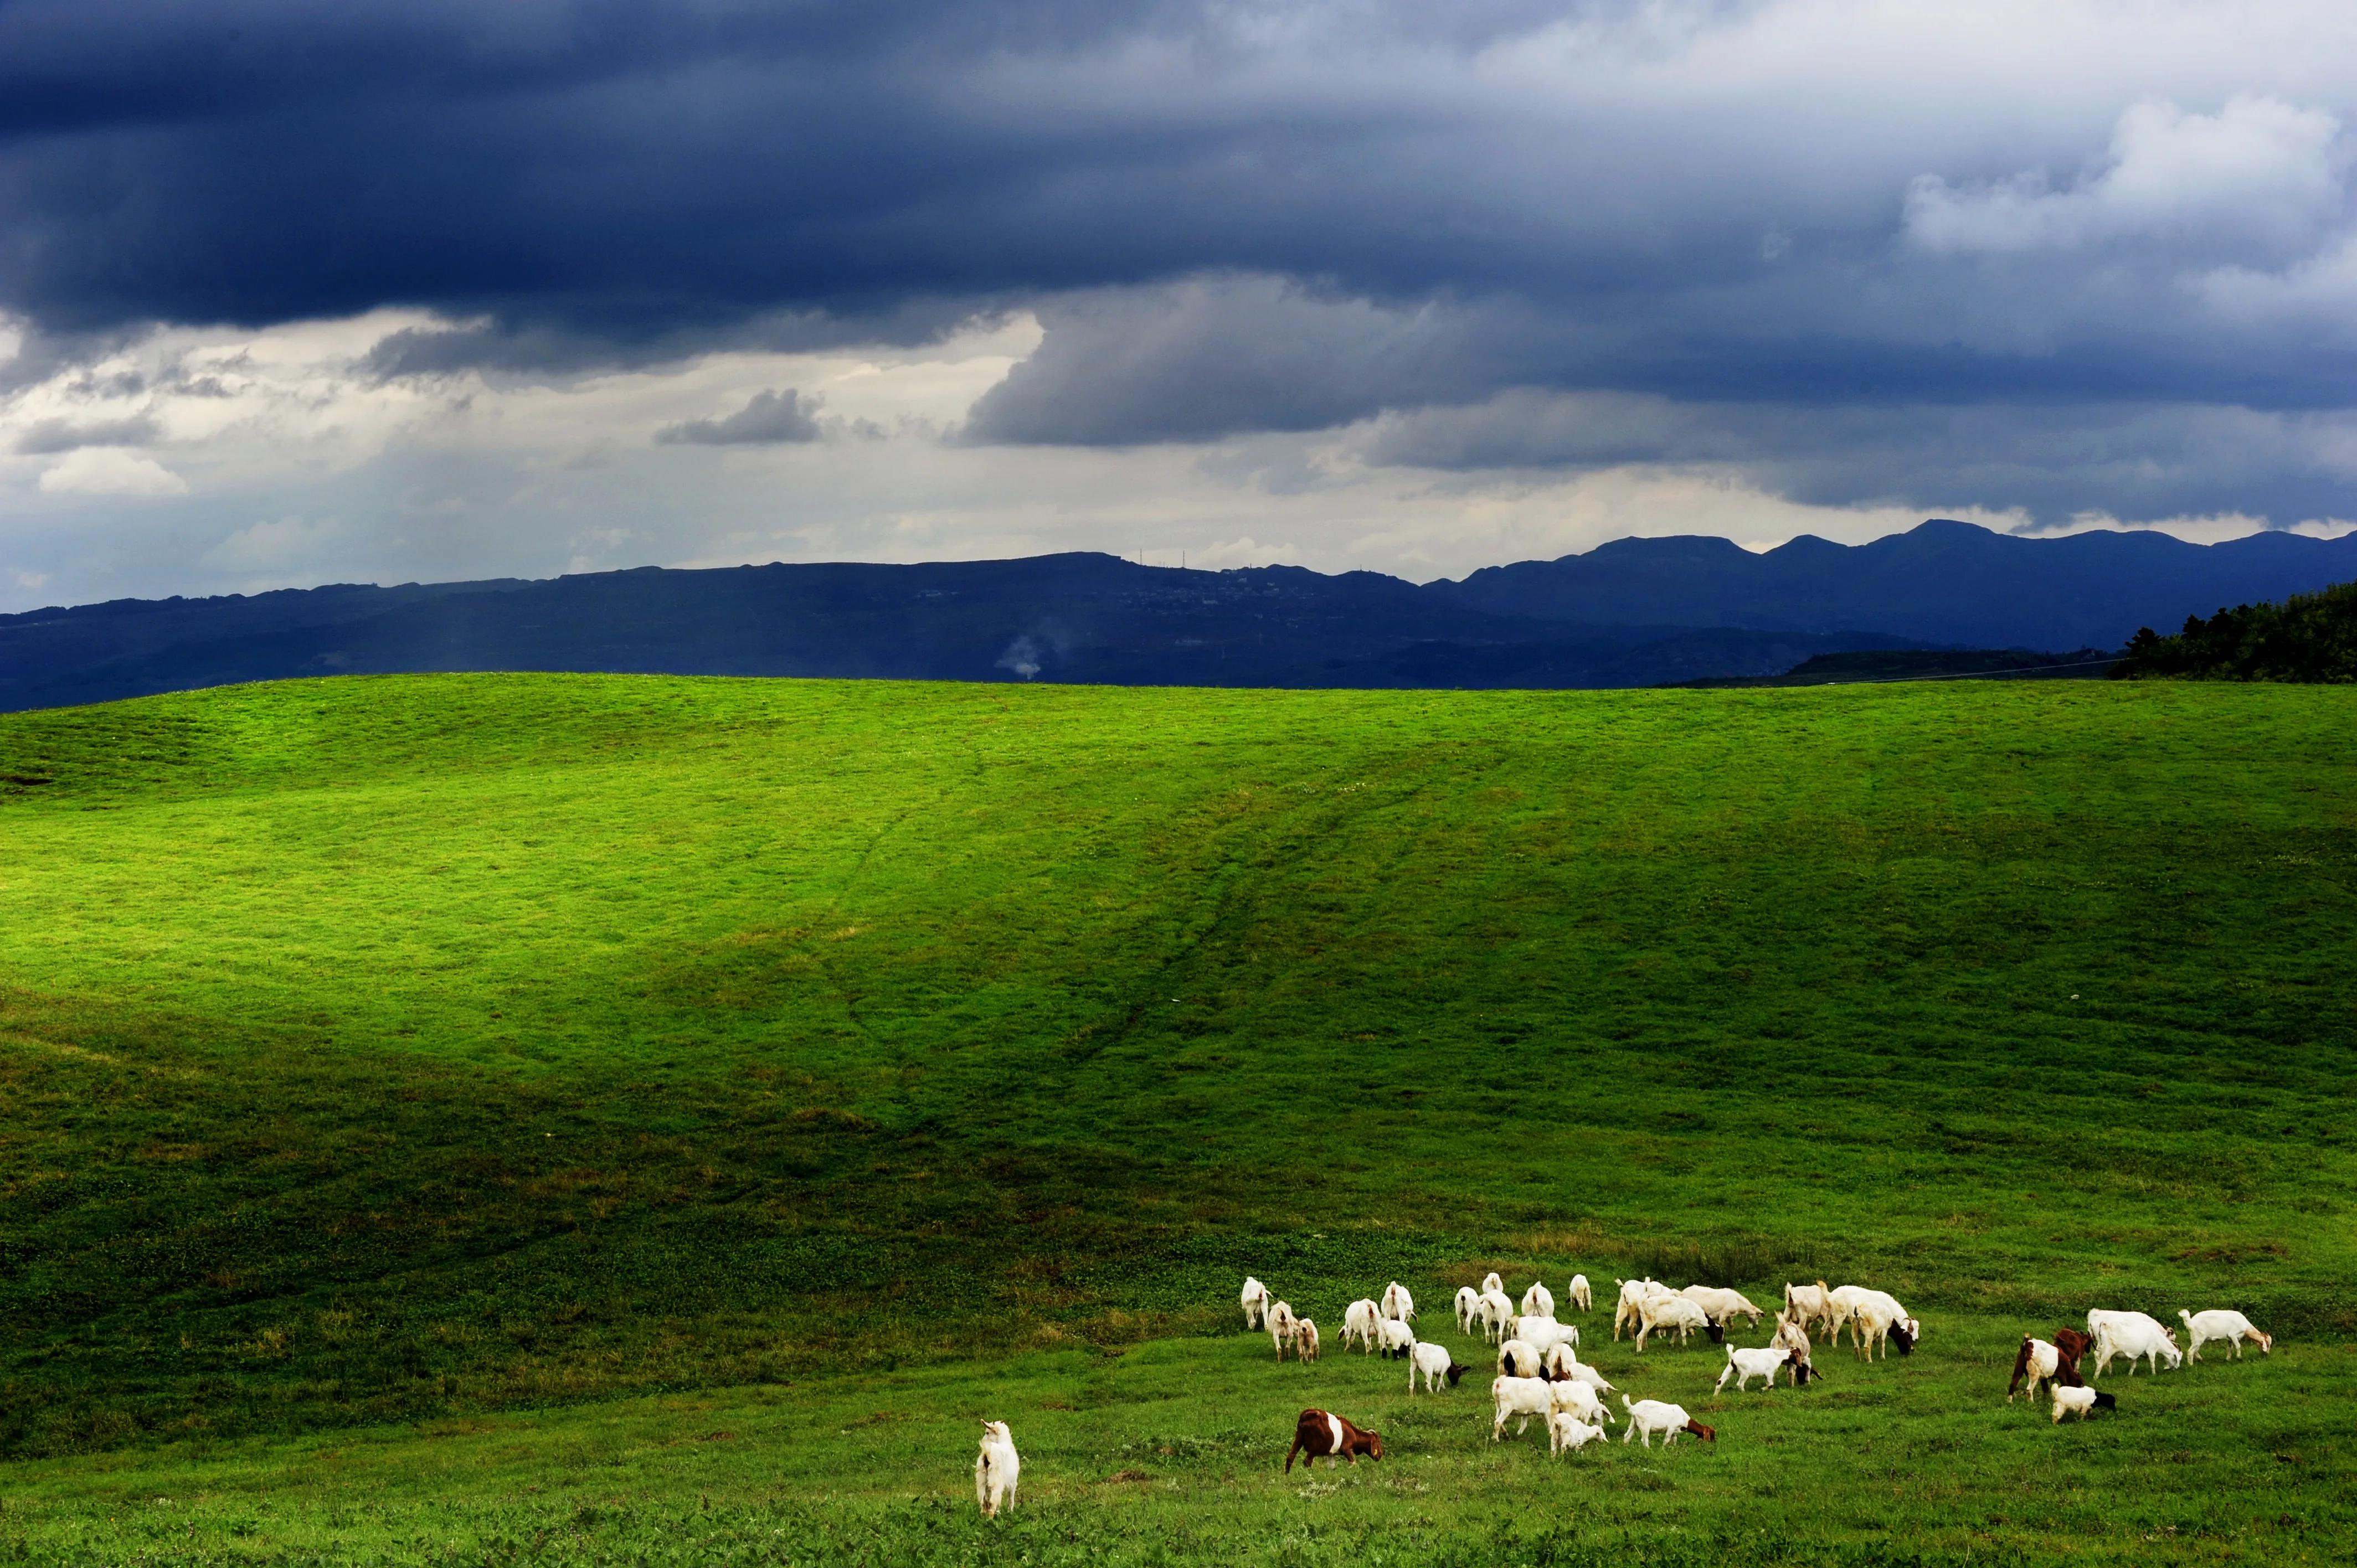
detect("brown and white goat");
top-left (1285, 1409), bottom-right (1383, 1471)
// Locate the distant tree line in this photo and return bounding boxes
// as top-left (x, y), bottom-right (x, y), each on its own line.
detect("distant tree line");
top-left (2111, 580), bottom-right (2357, 682)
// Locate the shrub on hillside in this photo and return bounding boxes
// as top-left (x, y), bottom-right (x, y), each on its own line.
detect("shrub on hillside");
top-left (2112, 579), bottom-right (2357, 682)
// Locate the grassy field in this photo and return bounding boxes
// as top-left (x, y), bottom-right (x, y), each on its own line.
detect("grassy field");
top-left (1, 672), bottom-right (2353, 1563)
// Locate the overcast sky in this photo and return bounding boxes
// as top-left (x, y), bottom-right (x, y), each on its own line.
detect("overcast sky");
top-left (3, 0), bottom-right (2355, 611)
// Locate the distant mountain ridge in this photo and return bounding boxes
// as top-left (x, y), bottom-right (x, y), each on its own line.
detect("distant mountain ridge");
top-left (1438, 519), bottom-right (2357, 648)
top-left (2, 520), bottom-right (2350, 711)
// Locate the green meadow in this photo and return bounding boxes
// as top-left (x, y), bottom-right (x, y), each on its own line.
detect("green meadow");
top-left (1, 673), bottom-right (2352, 1564)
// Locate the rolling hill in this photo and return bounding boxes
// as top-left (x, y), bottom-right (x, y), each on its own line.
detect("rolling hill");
top-left (0, 672), bottom-right (2351, 1563)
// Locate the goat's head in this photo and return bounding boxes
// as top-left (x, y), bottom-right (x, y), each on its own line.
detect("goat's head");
top-left (1889, 1324), bottom-right (1915, 1356)
top-left (1685, 1420), bottom-right (1717, 1442)
top-left (1445, 1363), bottom-right (1466, 1386)
top-left (1362, 1432), bottom-right (1385, 1459)
top-left (1705, 1323), bottom-right (1726, 1344)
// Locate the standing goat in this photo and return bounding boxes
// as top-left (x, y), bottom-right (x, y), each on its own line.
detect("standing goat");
top-left (975, 1421), bottom-right (1021, 1518)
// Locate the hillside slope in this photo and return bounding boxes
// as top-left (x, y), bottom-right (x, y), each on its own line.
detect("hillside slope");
top-left (2, 674), bottom-right (2353, 1477)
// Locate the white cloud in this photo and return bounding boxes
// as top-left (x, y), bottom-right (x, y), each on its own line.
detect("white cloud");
top-left (37, 448), bottom-right (188, 497)
top-left (199, 516), bottom-right (357, 577)
top-left (1906, 95), bottom-right (2344, 256)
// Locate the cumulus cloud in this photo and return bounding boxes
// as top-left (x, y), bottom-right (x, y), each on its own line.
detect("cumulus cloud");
top-left (656, 388), bottom-right (825, 446)
top-left (1905, 96), bottom-right (2344, 257)
top-left (37, 448), bottom-right (188, 496)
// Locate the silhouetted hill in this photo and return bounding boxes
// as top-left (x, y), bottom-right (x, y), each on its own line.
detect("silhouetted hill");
top-left (3, 520), bottom-right (2349, 710)
top-left (0, 555), bottom-right (1915, 711)
top-left (1439, 519), bottom-right (2357, 648)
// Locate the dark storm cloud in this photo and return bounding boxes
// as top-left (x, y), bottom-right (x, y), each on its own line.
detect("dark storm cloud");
top-left (656, 388), bottom-right (824, 445)
top-left (12, 413), bottom-right (161, 454)
top-left (5, 1), bottom-right (2357, 527)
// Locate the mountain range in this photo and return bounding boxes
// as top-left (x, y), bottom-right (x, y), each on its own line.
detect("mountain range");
top-left (3, 519), bottom-right (2351, 712)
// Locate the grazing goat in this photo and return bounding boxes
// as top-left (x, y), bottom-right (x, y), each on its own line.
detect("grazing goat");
top-left (2007, 1337), bottom-right (2062, 1403)
top-left (1408, 1340), bottom-right (1466, 1394)
top-left (1513, 1315), bottom-right (1579, 1356)
top-left (1620, 1397), bottom-right (1715, 1447)
top-left (1491, 1375), bottom-right (1555, 1441)
top-left (1549, 1413), bottom-right (1607, 1456)
top-left (1454, 1286), bottom-right (1480, 1334)
top-left (2052, 1327), bottom-right (2092, 1382)
top-left (1285, 1409), bottom-right (1382, 1472)
top-left (1520, 1281), bottom-right (1557, 1320)
top-left (1782, 1280), bottom-right (1834, 1342)
top-left (1634, 1292), bottom-right (1711, 1351)
top-left (2090, 1312), bottom-right (2181, 1378)
top-left (2180, 1309), bottom-right (2271, 1361)
top-left (1268, 1300), bottom-right (1299, 1360)
top-left (1829, 1287), bottom-right (1918, 1356)
top-left (1546, 1376), bottom-right (1613, 1426)
top-left (2051, 1385), bottom-right (2117, 1423)
top-left (1376, 1318), bottom-right (1417, 1359)
top-left (1568, 1273), bottom-right (1593, 1313)
top-left (1847, 1298), bottom-right (1916, 1360)
top-left (1477, 1288), bottom-right (1516, 1343)
top-left (1546, 1351), bottom-right (1616, 1395)
top-left (1241, 1277), bottom-right (1270, 1331)
top-left (1341, 1298), bottom-right (1381, 1354)
top-left (1481, 1271), bottom-right (1505, 1294)
top-left (1770, 1312), bottom-right (1817, 1378)
top-left (1294, 1318), bottom-right (1320, 1363)
top-left (1716, 1343), bottom-right (1794, 1392)
top-left (1682, 1285), bottom-right (1766, 1329)
top-left (1613, 1278), bottom-right (1669, 1340)
top-left (975, 1421), bottom-right (1020, 1518)
top-left (1381, 1281), bottom-right (1416, 1324)
top-left (1497, 1338), bottom-right (1544, 1378)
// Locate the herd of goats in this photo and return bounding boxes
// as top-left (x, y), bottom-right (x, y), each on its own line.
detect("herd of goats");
top-left (965, 1270), bottom-right (2277, 1514)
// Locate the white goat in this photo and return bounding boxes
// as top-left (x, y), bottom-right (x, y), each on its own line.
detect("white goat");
top-left (1620, 1397), bottom-right (1713, 1447)
top-left (1548, 1413), bottom-right (1608, 1456)
top-left (1547, 1350), bottom-right (1615, 1395)
top-left (1294, 1318), bottom-right (1320, 1363)
top-left (1408, 1340), bottom-right (1466, 1394)
top-left (1681, 1284), bottom-right (1766, 1328)
top-left (1613, 1278), bottom-right (1669, 1340)
top-left (1830, 1287), bottom-right (1918, 1355)
top-left (1341, 1298), bottom-right (1381, 1354)
top-left (2091, 1312), bottom-right (2180, 1378)
top-left (1782, 1280), bottom-right (1834, 1342)
top-left (1520, 1281), bottom-right (1557, 1319)
top-left (1491, 1375), bottom-right (1555, 1440)
top-left (1496, 1338), bottom-right (1544, 1378)
top-left (975, 1421), bottom-right (1020, 1518)
top-left (2180, 1309), bottom-right (2271, 1361)
top-left (1717, 1343), bottom-right (1793, 1392)
top-left (1481, 1271), bottom-right (1505, 1294)
top-left (1268, 1300), bottom-right (1299, 1359)
top-left (1454, 1285), bottom-right (1481, 1334)
top-left (1513, 1315), bottom-right (1578, 1356)
top-left (2009, 1338), bottom-right (2061, 1404)
top-left (1381, 1281), bottom-right (1416, 1324)
top-left (2052, 1385), bottom-right (2116, 1423)
top-left (1240, 1277), bottom-right (1270, 1330)
top-left (1847, 1297), bottom-right (1918, 1361)
top-left (1376, 1318), bottom-right (1417, 1359)
top-left (1568, 1273), bottom-right (1593, 1313)
top-left (1546, 1376), bottom-right (1613, 1426)
top-left (1477, 1288), bottom-right (1516, 1343)
top-left (1634, 1292), bottom-right (1710, 1351)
